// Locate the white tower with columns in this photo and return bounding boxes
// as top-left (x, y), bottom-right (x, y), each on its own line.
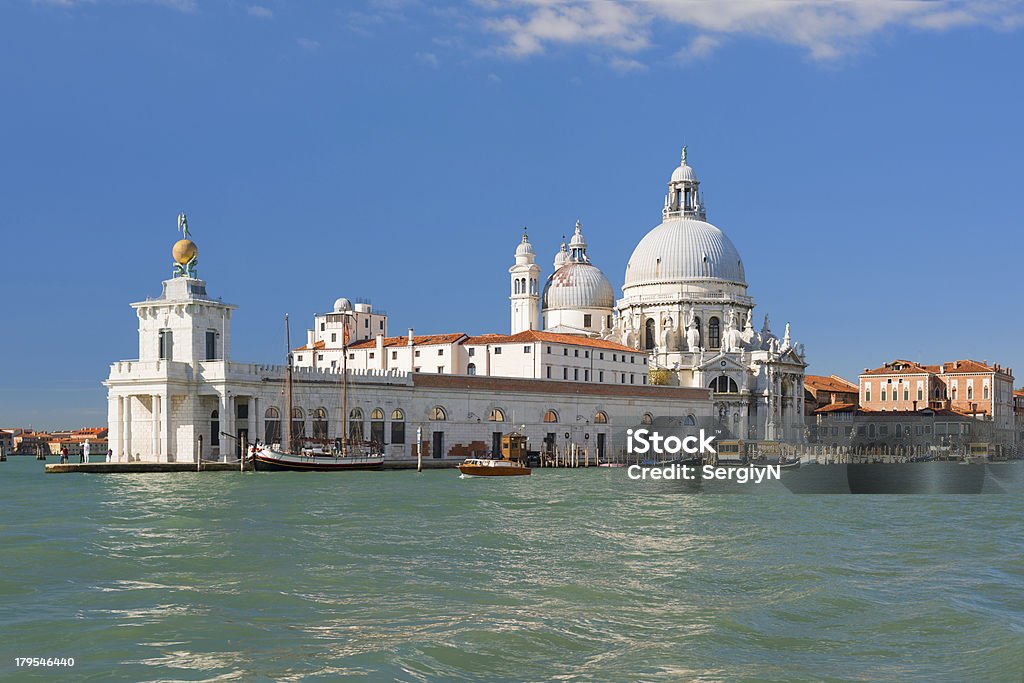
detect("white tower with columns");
top-left (509, 228), bottom-right (540, 333)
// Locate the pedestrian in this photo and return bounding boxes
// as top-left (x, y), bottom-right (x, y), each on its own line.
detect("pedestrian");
top-left (61, 445), bottom-right (68, 464)
top-left (106, 448), bottom-right (112, 463)
top-left (83, 439), bottom-right (90, 463)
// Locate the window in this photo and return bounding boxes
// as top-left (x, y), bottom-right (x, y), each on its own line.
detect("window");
top-left (708, 375), bottom-right (739, 393)
top-left (630, 374), bottom-right (635, 384)
top-left (297, 354), bottom-right (304, 362)
top-left (585, 369), bottom-right (589, 381)
top-left (563, 348), bottom-right (568, 356)
top-left (585, 351), bottom-right (589, 359)
top-left (391, 409), bottom-right (405, 444)
top-left (594, 411), bottom-right (608, 424)
top-left (903, 389), bottom-right (909, 401)
top-left (524, 346), bottom-right (531, 353)
top-left (319, 354), bottom-right (325, 361)
top-left (379, 321), bottom-right (384, 330)
top-left (546, 346), bottom-right (552, 354)
top-left (708, 317), bottom-right (721, 349)
top-left (349, 408), bottom-right (364, 441)
top-left (563, 368), bottom-right (568, 380)
top-left (158, 329), bottom-right (173, 360)
top-left (574, 349), bottom-right (579, 357)
top-left (488, 408), bottom-right (505, 422)
top-left (469, 348), bottom-right (476, 357)
top-left (331, 333), bottom-right (337, 342)
top-left (438, 349), bottom-right (444, 356)
top-left (546, 367), bottom-right (551, 379)
top-left (917, 388), bottom-right (924, 401)
top-left (644, 318), bottom-right (656, 350)
top-left (983, 385), bottom-right (989, 399)
top-left (392, 351), bottom-right (397, 360)
top-left (631, 356), bottom-right (635, 364)
top-left (881, 390), bottom-right (887, 402)
top-left (866, 385), bottom-right (871, 402)
top-left (205, 330), bottom-right (217, 361)
top-left (348, 353), bottom-right (354, 360)
top-left (211, 409), bottom-right (220, 447)
top-left (312, 407), bottom-right (329, 440)
top-left (641, 413), bottom-right (654, 425)
top-left (370, 408), bottom-right (385, 446)
top-left (574, 368), bottom-right (579, 380)
top-left (607, 315), bottom-right (613, 329)
top-left (291, 407), bottom-right (305, 438)
top-left (683, 414), bottom-right (697, 426)
top-left (264, 407), bottom-right (281, 445)
top-left (467, 363), bottom-right (476, 376)
top-left (599, 352), bottom-right (604, 360)
top-left (429, 406), bottom-right (447, 421)
top-left (495, 347), bottom-right (502, 355)
top-left (543, 410), bottom-right (558, 423)
top-left (584, 314), bottom-right (592, 327)
top-left (364, 319), bottom-right (369, 328)
top-left (415, 350), bottom-right (420, 358)
top-left (967, 385), bottom-right (974, 400)
top-left (437, 366), bottom-right (444, 373)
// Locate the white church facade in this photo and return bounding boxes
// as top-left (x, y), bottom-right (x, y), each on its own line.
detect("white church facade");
top-left (103, 148), bottom-right (807, 462)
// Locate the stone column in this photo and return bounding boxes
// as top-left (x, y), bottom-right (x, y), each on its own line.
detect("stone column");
top-left (124, 396), bottom-right (133, 461)
top-left (162, 393), bottom-right (172, 462)
top-left (248, 396), bottom-right (257, 446)
top-left (219, 392), bottom-right (230, 460)
top-left (253, 396), bottom-right (261, 443)
top-left (151, 394), bottom-right (159, 461)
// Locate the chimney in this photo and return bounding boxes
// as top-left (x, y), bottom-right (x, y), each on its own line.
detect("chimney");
top-left (307, 330), bottom-right (314, 347)
top-left (407, 328), bottom-right (414, 346)
top-left (376, 333), bottom-right (384, 362)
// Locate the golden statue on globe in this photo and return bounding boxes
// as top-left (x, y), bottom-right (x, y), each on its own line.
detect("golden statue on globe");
top-left (172, 212), bottom-right (198, 278)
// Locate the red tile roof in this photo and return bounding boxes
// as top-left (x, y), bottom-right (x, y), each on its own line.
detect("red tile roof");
top-left (467, 330), bottom-right (638, 352)
top-left (348, 333), bottom-right (468, 350)
top-left (804, 374), bottom-right (858, 393)
top-left (813, 402), bottom-right (858, 414)
top-left (294, 340), bottom-right (326, 351)
top-left (861, 360), bottom-right (932, 376)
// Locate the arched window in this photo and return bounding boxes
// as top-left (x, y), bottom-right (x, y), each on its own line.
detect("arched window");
top-left (430, 406), bottom-right (447, 421)
top-left (312, 407), bottom-right (329, 440)
top-left (644, 318), bottom-right (656, 350)
top-left (370, 408), bottom-right (385, 446)
top-left (708, 375), bottom-right (739, 393)
top-left (983, 385), bottom-right (990, 400)
top-left (641, 412), bottom-right (654, 425)
top-left (868, 423), bottom-right (876, 438)
top-left (349, 408), bottom-right (364, 441)
top-left (967, 385), bottom-right (974, 400)
top-left (467, 363), bottom-right (476, 376)
top-left (391, 409), bottom-right (405, 444)
top-left (264, 407), bottom-right (281, 445)
top-left (708, 316), bottom-right (721, 349)
top-left (291, 407), bottom-right (305, 439)
top-left (683, 414), bottom-right (697, 426)
top-left (594, 411), bottom-right (608, 424)
top-left (488, 408), bottom-right (505, 422)
top-left (514, 279), bottom-right (520, 294)
top-left (894, 424), bottom-right (902, 440)
top-left (693, 317), bottom-right (702, 348)
top-left (951, 386), bottom-right (958, 400)
top-left (543, 410), bottom-right (558, 423)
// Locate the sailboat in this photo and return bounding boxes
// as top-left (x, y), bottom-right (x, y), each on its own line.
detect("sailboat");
top-left (252, 314), bottom-right (384, 472)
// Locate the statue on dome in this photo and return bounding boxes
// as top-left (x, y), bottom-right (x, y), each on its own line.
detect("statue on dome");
top-left (662, 314), bottom-right (679, 352)
top-left (685, 315), bottom-right (701, 353)
top-left (722, 309), bottom-right (744, 353)
top-left (172, 211), bottom-right (198, 279)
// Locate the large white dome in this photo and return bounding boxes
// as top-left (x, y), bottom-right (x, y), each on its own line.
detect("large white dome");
top-left (542, 262), bottom-right (615, 310)
top-left (623, 217), bottom-right (746, 290)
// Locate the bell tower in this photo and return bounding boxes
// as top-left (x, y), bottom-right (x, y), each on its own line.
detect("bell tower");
top-left (509, 228), bottom-right (540, 333)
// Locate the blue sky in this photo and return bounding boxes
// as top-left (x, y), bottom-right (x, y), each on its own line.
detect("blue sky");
top-left (2, 0), bottom-right (1023, 429)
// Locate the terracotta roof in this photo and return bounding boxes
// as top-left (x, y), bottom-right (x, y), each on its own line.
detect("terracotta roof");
top-left (931, 359), bottom-right (999, 374)
top-left (813, 402), bottom-right (858, 414)
top-left (1014, 389), bottom-right (1024, 397)
top-left (348, 333), bottom-right (468, 350)
top-left (804, 374), bottom-right (858, 393)
top-left (294, 340), bottom-right (326, 351)
top-left (861, 360), bottom-right (931, 376)
top-left (466, 330), bottom-right (638, 352)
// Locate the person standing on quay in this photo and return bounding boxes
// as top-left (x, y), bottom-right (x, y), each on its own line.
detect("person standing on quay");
top-left (61, 445), bottom-right (68, 463)
top-left (83, 439), bottom-right (90, 463)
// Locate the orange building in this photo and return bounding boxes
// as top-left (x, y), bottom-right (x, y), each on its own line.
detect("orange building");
top-left (804, 374), bottom-right (859, 415)
top-left (859, 359), bottom-right (1014, 442)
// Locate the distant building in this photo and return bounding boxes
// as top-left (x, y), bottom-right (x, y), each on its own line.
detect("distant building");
top-left (1014, 389), bottom-right (1024, 447)
top-left (0, 429), bottom-right (13, 455)
top-left (804, 374), bottom-right (858, 415)
top-left (859, 359), bottom-right (1014, 445)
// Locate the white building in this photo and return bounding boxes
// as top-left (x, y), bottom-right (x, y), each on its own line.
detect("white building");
top-left (610, 148), bottom-right (808, 442)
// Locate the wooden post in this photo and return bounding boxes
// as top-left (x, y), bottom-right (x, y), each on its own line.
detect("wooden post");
top-left (240, 433), bottom-right (247, 472)
top-left (416, 426), bottom-right (422, 472)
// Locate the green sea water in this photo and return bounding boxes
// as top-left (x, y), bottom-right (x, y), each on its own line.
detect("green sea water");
top-left (1, 458), bottom-right (1022, 682)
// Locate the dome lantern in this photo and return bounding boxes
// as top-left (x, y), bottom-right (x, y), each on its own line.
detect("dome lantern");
top-left (664, 146), bottom-right (706, 221)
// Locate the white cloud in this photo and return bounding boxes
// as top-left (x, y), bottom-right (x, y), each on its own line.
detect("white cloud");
top-left (416, 51), bottom-right (440, 68)
top-left (475, 0), bottom-right (1023, 64)
top-left (247, 5), bottom-right (272, 19)
top-left (487, 72), bottom-right (502, 82)
top-left (296, 37), bottom-right (320, 50)
top-left (32, 0), bottom-right (196, 10)
top-left (608, 56), bottom-right (646, 73)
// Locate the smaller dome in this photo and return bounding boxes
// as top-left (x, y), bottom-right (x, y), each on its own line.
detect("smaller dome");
top-left (568, 220), bottom-right (586, 249)
top-left (333, 297), bottom-right (352, 312)
top-left (670, 163), bottom-right (698, 183)
top-left (515, 233), bottom-right (534, 256)
top-left (553, 242), bottom-right (570, 269)
top-left (542, 262), bottom-right (614, 311)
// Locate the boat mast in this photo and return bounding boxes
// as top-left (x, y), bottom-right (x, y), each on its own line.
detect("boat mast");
top-left (284, 314), bottom-right (294, 454)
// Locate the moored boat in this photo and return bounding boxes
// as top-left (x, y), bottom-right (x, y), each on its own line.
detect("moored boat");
top-left (458, 458), bottom-right (531, 477)
top-left (252, 446), bottom-right (384, 472)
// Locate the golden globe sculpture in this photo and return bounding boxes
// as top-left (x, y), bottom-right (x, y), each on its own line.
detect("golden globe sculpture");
top-left (173, 238), bottom-right (198, 265)
top-left (172, 212), bottom-right (198, 278)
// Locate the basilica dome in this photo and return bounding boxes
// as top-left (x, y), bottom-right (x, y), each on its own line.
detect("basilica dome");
top-left (542, 262), bottom-right (615, 310)
top-left (623, 217), bottom-right (746, 290)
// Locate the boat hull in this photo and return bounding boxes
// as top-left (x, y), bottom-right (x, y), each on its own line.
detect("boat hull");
top-left (253, 449), bottom-right (384, 472)
top-left (458, 463), bottom-right (531, 477)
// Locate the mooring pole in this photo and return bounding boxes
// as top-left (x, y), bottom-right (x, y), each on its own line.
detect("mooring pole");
top-left (417, 426), bottom-right (422, 472)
